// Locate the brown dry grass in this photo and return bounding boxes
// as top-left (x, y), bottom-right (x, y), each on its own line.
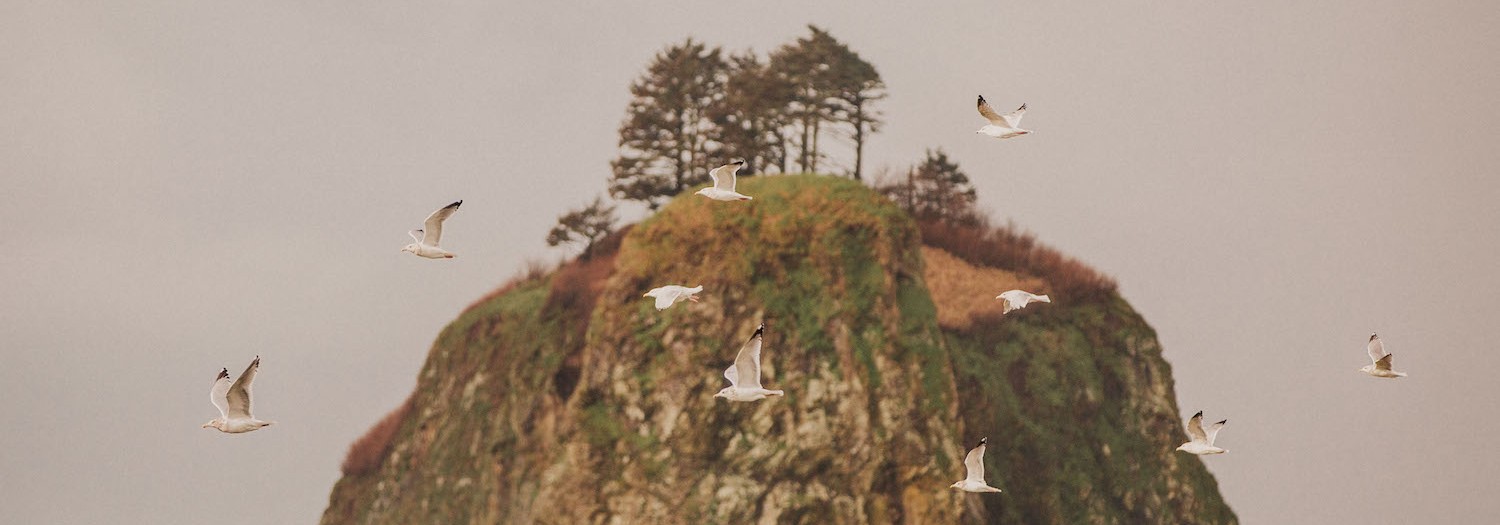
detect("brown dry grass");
top-left (543, 251), bottom-right (616, 334)
top-left (543, 224), bottom-right (628, 338)
top-left (919, 218), bottom-right (1116, 302)
top-left (340, 391), bottom-right (416, 476)
top-left (921, 246), bottom-right (1045, 330)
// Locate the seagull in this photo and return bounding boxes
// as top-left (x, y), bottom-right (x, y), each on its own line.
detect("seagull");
top-left (401, 200), bottom-right (462, 259)
top-left (949, 437), bottom-right (1003, 493)
top-left (642, 285), bottom-right (703, 311)
top-left (1359, 333), bottom-right (1408, 378)
top-left (975, 96), bottom-right (1031, 139)
top-left (202, 356), bottom-right (274, 434)
top-left (1175, 411), bottom-right (1227, 455)
top-left (695, 161), bottom-right (752, 201)
top-left (996, 290), bottom-right (1050, 314)
top-left (714, 323), bottom-right (784, 402)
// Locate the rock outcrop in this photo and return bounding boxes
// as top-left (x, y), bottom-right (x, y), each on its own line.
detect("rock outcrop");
top-left (321, 175), bottom-right (1236, 524)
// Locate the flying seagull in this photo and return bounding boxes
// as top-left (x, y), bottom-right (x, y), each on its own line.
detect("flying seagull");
top-left (1359, 333), bottom-right (1408, 378)
top-left (975, 96), bottom-right (1031, 139)
top-left (950, 437), bottom-right (1003, 493)
top-left (203, 356), bottom-right (275, 434)
top-left (714, 323), bottom-right (784, 402)
top-left (996, 290), bottom-right (1050, 314)
top-left (1175, 411), bottom-right (1227, 455)
top-left (642, 285), bottom-right (703, 311)
top-left (695, 161), bottom-right (752, 201)
top-left (401, 200), bottom-right (463, 259)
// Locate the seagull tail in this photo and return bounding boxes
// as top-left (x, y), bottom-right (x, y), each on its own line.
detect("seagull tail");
top-left (768, 390), bottom-right (785, 397)
top-left (1036, 295), bottom-right (1051, 303)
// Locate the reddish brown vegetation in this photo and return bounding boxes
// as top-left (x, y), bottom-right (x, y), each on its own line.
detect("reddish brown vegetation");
top-left (921, 246), bottom-right (1045, 330)
top-left (544, 225), bottom-right (630, 330)
top-left (919, 218), bottom-right (1117, 302)
top-left (341, 392), bottom-right (416, 476)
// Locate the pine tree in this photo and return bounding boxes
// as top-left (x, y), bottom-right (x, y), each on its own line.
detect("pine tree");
top-left (879, 149), bottom-right (978, 225)
top-left (768, 26), bottom-right (843, 174)
top-left (609, 39), bottom-right (729, 209)
top-left (825, 44), bottom-right (885, 181)
top-left (546, 197), bottom-right (618, 257)
top-left (768, 26), bottom-right (885, 179)
top-left (708, 52), bottom-right (795, 175)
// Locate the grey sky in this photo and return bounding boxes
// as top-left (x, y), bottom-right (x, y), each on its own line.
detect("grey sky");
top-left (3, 1), bottom-right (1497, 523)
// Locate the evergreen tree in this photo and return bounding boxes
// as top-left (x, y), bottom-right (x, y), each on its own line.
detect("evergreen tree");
top-left (879, 149), bottom-right (979, 225)
top-left (768, 26), bottom-right (843, 174)
top-left (768, 26), bottom-right (885, 179)
top-left (609, 39), bottom-right (729, 209)
top-left (546, 197), bottom-right (618, 257)
top-left (825, 44), bottom-right (885, 181)
top-left (709, 52), bottom-right (795, 175)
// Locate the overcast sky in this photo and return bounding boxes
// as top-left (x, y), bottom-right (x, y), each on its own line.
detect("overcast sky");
top-left (3, 1), bottom-right (1498, 523)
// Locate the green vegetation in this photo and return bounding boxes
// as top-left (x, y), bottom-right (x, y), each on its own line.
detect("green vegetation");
top-left (609, 26), bottom-right (888, 210)
top-left (941, 295), bottom-right (1237, 524)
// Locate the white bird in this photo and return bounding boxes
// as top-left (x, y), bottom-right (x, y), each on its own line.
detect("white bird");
top-left (1175, 411), bottom-right (1227, 455)
top-left (975, 96), bottom-right (1031, 139)
top-left (401, 200), bottom-right (463, 259)
top-left (202, 356), bottom-right (274, 434)
top-left (642, 285), bottom-right (703, 311)
top-left (714, 323), bottom-right (784, 402)
top-left (695, 161), bottom-right (752, 202)
top-left (1359, 333), bottom-right (1408, 378)
top-left (996, 289), bottom-right (1050, 314)
top-left (949, 437), bottom-right (1003, 493)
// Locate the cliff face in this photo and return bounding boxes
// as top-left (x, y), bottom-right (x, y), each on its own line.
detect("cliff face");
top-left (320, 175), bottom-right (1236, 524)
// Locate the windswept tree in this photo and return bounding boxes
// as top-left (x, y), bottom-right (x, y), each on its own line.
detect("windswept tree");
top-left (768, 26), bottom-right (841, 175)
top-left (609, 39), bottom-right (729, 210)
top-left (825, 44), bottom-right (885, 181)
top-left (879, 149), bottom-right (979, 225)
top-left (768, 25), bottom-right (885, 179)
top-left (546, 197), bottom-right (618, 257)
top-left (708, 52), bottom-right (795, 175)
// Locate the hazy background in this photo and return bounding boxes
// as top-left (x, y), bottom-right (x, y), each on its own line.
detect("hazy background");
top-left (3, 1), bottom-right (1497, 523)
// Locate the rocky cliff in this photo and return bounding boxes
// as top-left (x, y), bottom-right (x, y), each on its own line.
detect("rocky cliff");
top-left (320, 175), bottom-right (1236, 524)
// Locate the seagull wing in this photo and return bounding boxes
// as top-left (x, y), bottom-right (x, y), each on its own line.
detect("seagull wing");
top-left (226, 356), bottom-right (260, 420)
top-left (1376, 353), bottom-right (1394, 372)
top-left (964, 438), bottom-right (987, 483)
top-left (996, 290), bottom-right (1022, 313)
top-left (1186, 411), bottom-right (1208, 444)
top-left (977, 96), bottom-right (1006, 125)
top-left (654, 293), bottom-right (676, 311)
top-left (733, 324), bottom-right (765, 389)
top-left (1367, 334), bottom-right (1387, 363)
top-left (1000, 103), bottom-right (1027, 128)
top-left (421, 200), bottom-right (463, 247)
top-left (709, 163), bottom-right (742, 191)
top-left (1206, 419), bottom-right (1227, 446)
top-left (408, 229), bottom-right (425, 243)
top-left (723, 364), bottom-right (738, 387)
top-left (209, 368), bottom-right (231, 419)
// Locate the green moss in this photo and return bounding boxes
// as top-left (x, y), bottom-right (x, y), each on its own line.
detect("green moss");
top-left (941, 291), bottom-right (1238, 524)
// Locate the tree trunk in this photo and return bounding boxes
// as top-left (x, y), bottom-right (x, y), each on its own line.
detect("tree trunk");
top-left (777, 133), bottom-right (788, 173)
top-left (810, 118), bottom-right (820, 174)
top-left (798, 113), bottom-right (811, 173)
top-left (852, 101), bottom-right (865, 181)
top-left (673, 109), bottom-right (687, 193)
